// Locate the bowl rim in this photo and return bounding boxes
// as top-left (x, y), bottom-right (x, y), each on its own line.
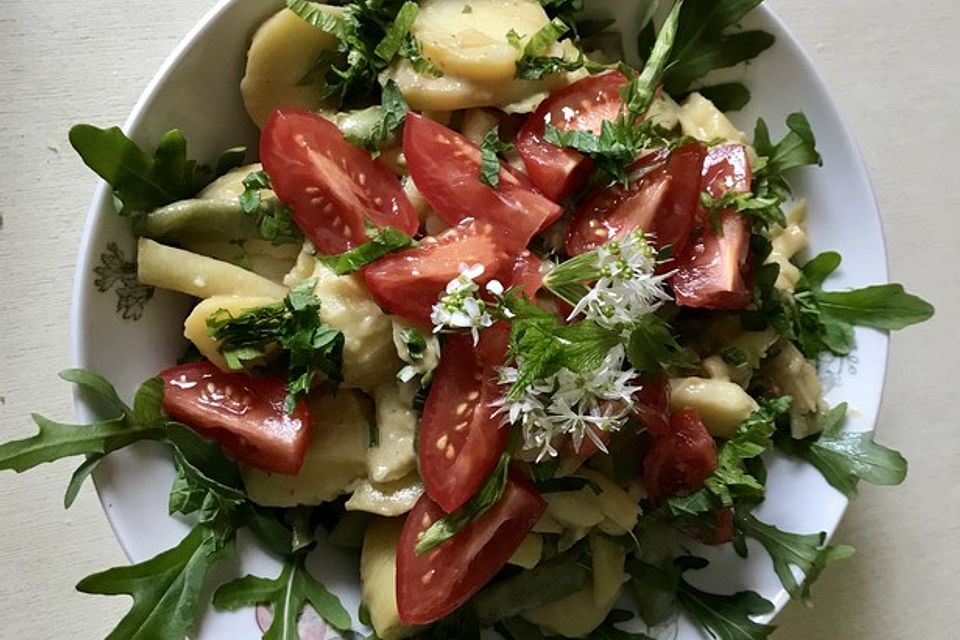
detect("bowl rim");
top-left (68, 0), bottom-right (892, 627)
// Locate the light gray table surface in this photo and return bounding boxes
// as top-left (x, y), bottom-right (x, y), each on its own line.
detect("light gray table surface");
top-left (1, 1), bottom-right (957, 637)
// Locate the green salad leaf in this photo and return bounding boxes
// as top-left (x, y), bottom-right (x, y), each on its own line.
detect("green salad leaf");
top-left (736, 512), bottom-right (854, 600)
top-left (206, 279), bottom-right (345, 412)
top-left (213, 553), bottom-right (352, 636)
top-left (627, 315), bottom-right (693, 377)
top-left (77, 496), bottom-right (238, 640)
top-left (478, 126), bottom-right (516, 188)
top-left (238, 170), bottom-right (303, 245)
top-left (321, 225), bottom-right (416, 275)
top-left (69, 125), bottom-right (245, 218)
top-left (774, 403), bottom-right (908, 498)
top-left (639, 0), bottom-right (774, 105)
top-left (677, 578), bottom-right (775, 640)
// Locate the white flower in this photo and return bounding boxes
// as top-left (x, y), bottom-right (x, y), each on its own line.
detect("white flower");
top-left (569, 231), bottom-right (674, 329)
top-left (431, 263), bottom-right (494, 344)
top-left (491, 345), bottom-right (641, 461)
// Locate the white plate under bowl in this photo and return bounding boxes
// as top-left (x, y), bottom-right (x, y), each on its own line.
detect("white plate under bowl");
top-left (70, 1), bottom-right (889, 638)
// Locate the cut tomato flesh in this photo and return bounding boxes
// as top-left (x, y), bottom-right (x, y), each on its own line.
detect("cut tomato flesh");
top-left (671, 144), bottom-right (754, 309)
top-left (418, 324), bottom-right (511, 512)
top-left (642, 408), bottom-right (717, 505)
top-left (565, 143), bottom-right (707, 257)
top-left (517, 70), bottom-right (630, 202)
top-left (363, 219), bottom-right (511, 326)
top-left (260, 109), bottom-right (418, 255)
top-left (160, 361), bottom-right (311, 475)
top-left (403, 113), bottom-right (563, 251)
top-left (397, 469), bottom-right (546, 625)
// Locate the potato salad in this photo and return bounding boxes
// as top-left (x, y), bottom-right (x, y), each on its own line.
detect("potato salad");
top-left (0, 1), bottom-right (934, 640)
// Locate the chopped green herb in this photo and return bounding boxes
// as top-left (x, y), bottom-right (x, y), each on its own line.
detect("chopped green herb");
top-left (479, 126), bottom-right (515, 188)
top-left (320, 224), bottom-right (416, 275)
top-left (238, 170), bottom-right (302, 245)
top-left (627, 314), bottom-right (693, 377)
top-left (206, 279), bottom-right (345, 412)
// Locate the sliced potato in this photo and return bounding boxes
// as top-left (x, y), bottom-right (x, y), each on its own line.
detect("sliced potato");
top-left (382, 58), bottom-right (569, 112)
top-left (544, 488), bottom-right (604, 530)
top-left (346, 474), bottom-right (424, 517)
top-left (669, 376), bottom-right (760, 438)
top-left (589, 533), bottom-right (627, 607)
top-left (362, 518), bottom-right (420, 640)
top-left (307, 261), bottom-right (403, 390)
top-left (137, 238), bottom-right (288, 299)
top-left (678, 92), bottom-right (748, 144)
top-left (241, 8), bottom-right (342, 128)
top-left (183, 295), bottom-right (279, 371)
top-left (508, 533), bottom-right (543, 570)
top-left (576, 469), bottom-right (641, 534)
top-left (243, 391), bottom-right (370, 506)
top-left (199, 163), bottom-right (268, 200)
top-left (367, 382), bottom-right (418, 483)
top-left (414, 0), bottom-right (550, 81)
top-left (764, 341), bottom-right (826, 439)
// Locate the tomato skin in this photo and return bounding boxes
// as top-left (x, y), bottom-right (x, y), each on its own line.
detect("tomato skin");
top-left (396, 469), bottom-right (546, 625)
top-left (642, 408), bottom-right (717, 505)
top-left (632, 376), bottom-right (671, 436)
top-left (403, 113), bottom-right (563, 250)
top-left (260, 109), bottom-right (418, 255)
top-left (565, 143), bottom-right (707, 257)
top-left (508, 251), bottom-right (544, 299)
top-left (517, 70), bottom-right (629, 202)
top-left (419, 324), bottom-right (511, 512)
top-left (685, 508), bottom-right (735, 546)
top-left (363, 219), bottom-right (511, 326)
top-left (160, 362), bottom-right (311, 475)
top-left (671, 144), bottom-right (753, 309)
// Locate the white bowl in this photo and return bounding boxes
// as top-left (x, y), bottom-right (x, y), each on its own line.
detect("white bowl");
top-left (70, 1), bottom-right (890, 638)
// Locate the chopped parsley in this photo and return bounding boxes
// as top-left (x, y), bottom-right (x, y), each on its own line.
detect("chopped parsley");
top-left (478, 126), bottom-right (516, 188)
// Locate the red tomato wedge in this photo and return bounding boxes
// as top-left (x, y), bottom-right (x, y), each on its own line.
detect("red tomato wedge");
top-left (517, 70), bottom-right (629, 202)
top-left (403, 113), bottom-right (563, 250)
top-left (419, 324), bottom-right (511, 512)
top-left (672, 144), bottom-right (753, 309)
top-left (631, 375), bottom-right (671, 436)
top-left (642, 408), bottom-right (717, 505)
top-left (363, 220), bottom-right (511, 326)
top-left (397, 469), bottom-right (546, 625)
top-left (160, 362), bottom-right (311, 475)
top-left (565, 143), bottom-right (707, 257)
top-left (260, 109), bottom-right (418, 255)
top-left (508, 250), bottom-right (544, 299)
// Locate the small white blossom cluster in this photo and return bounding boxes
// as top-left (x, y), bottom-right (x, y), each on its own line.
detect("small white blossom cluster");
top-left (492, 345), bottom-right (642, 461)
top-left (569, 230), bottom-right (673, 329)
top-left (430, 263), bottom-right (509, 344)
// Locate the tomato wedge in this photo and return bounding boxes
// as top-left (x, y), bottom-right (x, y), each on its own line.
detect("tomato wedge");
top-left (565, 143), bottom-right (707, 257)
top-left (419, 324), bottom-right (511, 512)
top-left (397, 469), bottom-right (546, 624)
top-left (508, 250), bottom-right (544, 299)
top-left (671, 144), bottom-right (753, 309)
top-left (631, 375), bottom-right (671, 436)
top-left (260, 109), bottom-right (418, 255)
top-left (517, 70), bottom-right (629, 202)
top-left (642, 408), bottom-right (717, 505)
top-left (160, 361), bottom-right (311, 475)
top-left (363, 219), bottom-right (511, 326)
top-left (403, 113), bottom-right (563, 250)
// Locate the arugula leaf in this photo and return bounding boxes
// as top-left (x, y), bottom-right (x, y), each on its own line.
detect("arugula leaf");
top-left (320, 225), bottom-right (416, 275)
top-left (77, 499), bottom-right (237, 640)
top-left (752, 113), bottom-right (822, 202)
top-left (238, 170), bottom-right (302, 245)
top-left (0, 372), bottom-right (165, 481)
top-left (627, 315), bottom-right (693, 376)
top-left (415, 446), bottom-right (513, 553)
top-left (624, 0), bottom-right (683, 115)
top-left (774, 403), bottom-right (907, 498)
top-left (478, 126), bottom-right (516, 188)
top-left (207, 279), bottom-right (345, 412)
top-left (69, 125), bottom-right (244, 218)
top-left (817, 284), bottom-right (935, 330)
top-left (213, 553), bottom-right (352, 636)
top-left (736, 512), bottom-right (854, 600)
top-left (677, 579), bottom-right (775, 640)
top-left (586, 610), bottom-right (656, 640)
top-left (640, 0), bottom-right (774, 99)
top-left (668, 398), bottom-right (790, 517)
